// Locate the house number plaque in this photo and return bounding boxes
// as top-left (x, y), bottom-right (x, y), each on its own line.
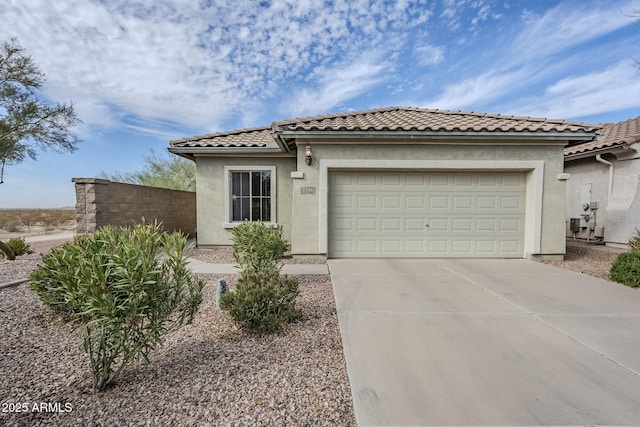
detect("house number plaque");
top-left (301, 186), bottom-right (316, 194)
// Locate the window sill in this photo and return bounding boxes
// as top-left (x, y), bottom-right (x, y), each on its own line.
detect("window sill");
top-left (223, 222), bottom-right (280, 229)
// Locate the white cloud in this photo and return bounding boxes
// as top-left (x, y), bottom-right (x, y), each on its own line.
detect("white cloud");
top-left (283, 57), bottom-right (389, 117)
top-left (421, 68), bottom-right (529, 110)
top-left (506, 61), bottom-right (640, 120)
top-left (414, 44), bottom-right (445, 66)
top-left (0, 0), bottom-right (435, 135)
top-left (512, 1), bottom-right (636, 63)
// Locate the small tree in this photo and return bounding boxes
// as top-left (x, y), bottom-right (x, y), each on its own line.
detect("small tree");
top-left (0, 38), bottom-right (80, 183)
top-left (103, 150), bottom-right (196, 192)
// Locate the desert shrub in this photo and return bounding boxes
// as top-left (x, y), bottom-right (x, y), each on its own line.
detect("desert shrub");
top-left (628, 228), bottom-right (640, 252)
top-left (29, 223), bottom-right (204, 393)
top-left (222, 222), bottom-right (299, 333)
top-left (6, 237), bottom-right (33, 256)
top-left (231, 221), bottom-right (289, 274)
top-left (609, 251), bottom-right (640, 288)
top-left (1, 221), bottom-right (24, 233)
top-left (220, 270), bottom-right (301, 333)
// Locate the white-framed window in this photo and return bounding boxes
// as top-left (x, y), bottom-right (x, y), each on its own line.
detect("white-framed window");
top-left (224, 166), bottom-right (276, 226)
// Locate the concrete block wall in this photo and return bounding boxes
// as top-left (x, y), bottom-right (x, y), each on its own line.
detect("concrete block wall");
top-left (73, 178), bottom-right (196, 236)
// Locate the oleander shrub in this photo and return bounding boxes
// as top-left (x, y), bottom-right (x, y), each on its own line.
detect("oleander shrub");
top-left (220, 270), bottom-right (301, 333)
top-left (6, 237), bottom-right (33, 256)
top-left (231, 221), bottom-right (289, 274)
top-left (609, 251), bottom-right (640, 288)
top-left (222, 222), bottom-right (300, 333)
top-left (29, 223), bottom-right (204, 393)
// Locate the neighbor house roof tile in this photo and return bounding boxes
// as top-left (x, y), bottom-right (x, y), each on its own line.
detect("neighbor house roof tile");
top-left (564, 115), bottom-right (640, 156)
top-left (171, 106), bottom-right (600, 149)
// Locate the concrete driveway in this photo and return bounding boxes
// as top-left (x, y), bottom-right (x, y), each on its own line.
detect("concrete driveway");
top-left (328, 258), bottom-right (640, 426)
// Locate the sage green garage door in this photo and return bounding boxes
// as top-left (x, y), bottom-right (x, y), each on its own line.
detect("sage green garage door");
top-left (328, 171), bottom-right (526, 258)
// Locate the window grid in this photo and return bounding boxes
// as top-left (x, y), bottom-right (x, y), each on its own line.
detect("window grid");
top-left (231, 171), bottom-right (271, 222)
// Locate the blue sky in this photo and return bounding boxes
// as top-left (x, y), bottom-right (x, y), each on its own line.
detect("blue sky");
top-left (0, 0), bottom-right (639, 208)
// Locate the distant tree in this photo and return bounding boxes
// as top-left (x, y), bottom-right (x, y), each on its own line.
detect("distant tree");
top-left (103, 150), bottom-right (196, 192)
top-left (0, 38), bottom-right (80, 183)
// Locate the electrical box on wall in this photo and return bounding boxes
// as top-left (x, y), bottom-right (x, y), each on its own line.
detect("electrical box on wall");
top-left (589, 201), bottom-right (599, 210)
top-left (569, 218), bottom-right (580, 233)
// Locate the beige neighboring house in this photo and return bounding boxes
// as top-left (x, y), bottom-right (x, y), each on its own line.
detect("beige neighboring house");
top-left (169, 106), bottom-right (599, 259)
top-left (564, 116), bottom-right (640, 248)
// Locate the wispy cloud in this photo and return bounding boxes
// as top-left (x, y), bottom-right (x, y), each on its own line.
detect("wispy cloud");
top-left (282, 57), bottom-right (389, 117)
top-left (513, 1), bottom-right (635, 62)
top-left (505, 61), bottom-right (640, 120)
top-left (1, 0), bottom-right (434, 135)
top-left (420, 0), bottom-right (639, 117)
top-left (414, 44), bottom-right (445, 66)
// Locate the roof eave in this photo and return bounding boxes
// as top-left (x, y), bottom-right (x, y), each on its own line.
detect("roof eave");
top-left (169, 146), bottom-right (286, 159)
top-left (277, 130), bottom-right (598, 142)
top-left (564, 143), bottom-right (628, 161)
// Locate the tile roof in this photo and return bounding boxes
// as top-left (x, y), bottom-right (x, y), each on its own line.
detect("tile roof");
top-left (564, 115), bottom-right (640, 157)
top-left (171, 106), bottom-right (600, 149)
top-left (170, 126), bottom-right (273, 148)
top-left (277, 106), bottom-right (599, 134)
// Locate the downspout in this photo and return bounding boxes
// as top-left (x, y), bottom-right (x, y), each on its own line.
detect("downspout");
top-left (595, 154), bottom-right (614, 199)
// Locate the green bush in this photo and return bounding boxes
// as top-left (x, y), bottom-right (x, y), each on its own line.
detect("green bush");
top-left (222, 222), bottom-right (300, 333)
top-left (609, 251), bottom-right (640, 288)
top-left (231, 221), bottom-right (289, 274)
top-left (29, 223), bottom-right (204, 393)
top-left (628, 228), bottom-right (640, 252)
top-left (220, 270), bottom-right (301, 333)
top-left (7, 237), bottom-right (33, 256)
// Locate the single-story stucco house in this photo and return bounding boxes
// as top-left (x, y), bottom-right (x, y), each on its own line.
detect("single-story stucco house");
top-left (169, 106), bottom-right (600, 259)
top-left (564, 115), bottom-right (640, 248)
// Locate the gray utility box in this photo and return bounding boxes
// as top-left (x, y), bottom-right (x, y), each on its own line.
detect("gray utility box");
top-left (570, 218), bottom-right (581, 233)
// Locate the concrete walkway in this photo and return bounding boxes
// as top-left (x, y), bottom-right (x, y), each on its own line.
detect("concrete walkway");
top-left (186, 258), bottom-right (329, 275)
top-left (329, 258), bottom-right (640, 426)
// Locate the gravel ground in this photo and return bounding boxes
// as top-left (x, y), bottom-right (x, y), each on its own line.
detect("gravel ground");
top-left (0, 239), bottom-right (71, 284)
top-left (537, 242), bottom-right (623, 281)
top-left (0, 274), bottom-right (355, 426)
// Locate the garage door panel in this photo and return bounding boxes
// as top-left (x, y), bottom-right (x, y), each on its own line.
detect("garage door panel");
top-left (405, 218), bottom-right (424, 231)
top-left (453, 196), bottom-right (473, 209)
top-left (329, 171), bottom-right (525, 258)
top-left (429, 195), bottom-right (450, 209)
top-left (357, 218), bottom-right (377, 231)
top-left (406, 196), bottom-right (425, 209)
top-left (382, 195), bottom-right (402, 208)
top-left (428, 240), bottom-right (449, 255)
top-left (381, 218), bottom-right (402, 231)
top-left (405, 240), bottom-right (426, 254)
top-left (357, 240), bottom-right (377, 254)
top-left (357, 195), bottom-right (377, 208)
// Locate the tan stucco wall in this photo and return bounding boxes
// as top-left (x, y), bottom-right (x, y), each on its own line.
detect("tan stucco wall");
top-left (195, 156), bottom-right (296, 246)
top-left (289, 142), bottom-right (567, 258)
top-left (565, 155), bottom-right (640, 245)
top-left (193, 141), bottom-right (568, 257)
